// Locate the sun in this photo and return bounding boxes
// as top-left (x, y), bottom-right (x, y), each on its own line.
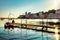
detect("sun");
top-left (53, 0), bottom-right (59, 9)
top-left (54, 0), bottom-right (59, 5)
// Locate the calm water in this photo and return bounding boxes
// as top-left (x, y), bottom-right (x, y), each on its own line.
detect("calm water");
top-left (0, 19), bottom-right (58, 40)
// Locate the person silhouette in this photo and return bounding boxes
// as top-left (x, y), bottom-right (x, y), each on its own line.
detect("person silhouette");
top-left (12, 20), bottom-right (15, 23)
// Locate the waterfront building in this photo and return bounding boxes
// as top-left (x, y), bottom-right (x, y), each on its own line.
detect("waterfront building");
top-left (47, 13), bottom-right (60, 19)
top-left (38, 12), bottom-right (45, 19)
top-left (56, 9), bottom-right (60, 14)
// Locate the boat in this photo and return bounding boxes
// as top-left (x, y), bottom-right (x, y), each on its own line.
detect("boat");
top-left (4, 20), bottom-right (19, 29)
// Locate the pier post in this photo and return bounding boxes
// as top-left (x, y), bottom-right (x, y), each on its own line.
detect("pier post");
top-left (46, 27), bottom-right (48, 31)
top-left (21, 19), bottom-right (22, 26)
top-left (42, 27), bottom-right (44, 31)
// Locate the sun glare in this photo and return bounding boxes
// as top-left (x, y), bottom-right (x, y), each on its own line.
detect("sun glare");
top-left (54, 0), bottom-right (59, 5)
top-left (53, 0), bottom-right (59, 9)
top-left (54, 26), bottom-right (59, 40)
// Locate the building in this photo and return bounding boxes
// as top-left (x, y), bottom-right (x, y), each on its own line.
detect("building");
top-left (46, 9), bottom-right (60, 19)
top-left (47, 13), bottom-right (60, 19)
top-left (38, 12), bottom-right (45, 19)
top-left (18, 15), bottom-right (26, 19)
top-left (56, 9), bottom-right (60, 14)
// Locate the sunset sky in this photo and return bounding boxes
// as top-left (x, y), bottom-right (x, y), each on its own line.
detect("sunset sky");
top-left (0, 0), bottom-right (60, 18)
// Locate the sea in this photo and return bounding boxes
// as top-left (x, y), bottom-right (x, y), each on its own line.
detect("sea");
top-left (0, 19), bottom-right (59, 40)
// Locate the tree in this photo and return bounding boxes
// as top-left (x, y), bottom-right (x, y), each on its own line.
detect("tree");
top-left (36, 13), bottom-right (39, 16)
top-left (48, 9), bottom-right (56, 14)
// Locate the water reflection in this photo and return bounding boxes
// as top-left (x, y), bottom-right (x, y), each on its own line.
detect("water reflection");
top-left (0, 19), bottom-right (60, 40)
top-left (4, 26), bottom-right (14, 30)
top-left (3, 27), bottom-right (55, 40)
top-left (3, 25), bottom-right (56, 40)
top-left (54, 25), bottom-right (59, 40)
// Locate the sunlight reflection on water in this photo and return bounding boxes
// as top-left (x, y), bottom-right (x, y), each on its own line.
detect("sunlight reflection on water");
top-left (0, 19), bottom-right (59, 40)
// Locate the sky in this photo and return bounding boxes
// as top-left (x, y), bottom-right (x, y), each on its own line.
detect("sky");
top-left (0, 0), bottom-right (60, 18)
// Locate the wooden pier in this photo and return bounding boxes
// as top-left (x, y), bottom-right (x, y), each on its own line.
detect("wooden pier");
top-left (13, 23), bottom-right (60, 34)
top-left (3, 18), bottom-right (60, 34)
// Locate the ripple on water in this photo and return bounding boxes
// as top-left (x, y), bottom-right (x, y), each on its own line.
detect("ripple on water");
top-left (0, 36), bottom-right (8, 40)
top-left (0, 26), bottom-right (56, 40)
